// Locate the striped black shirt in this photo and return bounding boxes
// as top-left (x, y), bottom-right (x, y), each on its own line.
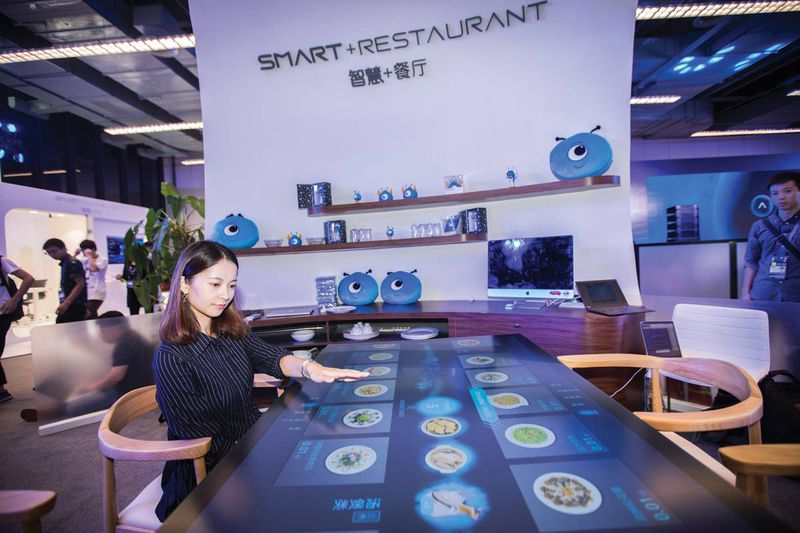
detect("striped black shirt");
top-left (152, 333), bottom-right (289, 521)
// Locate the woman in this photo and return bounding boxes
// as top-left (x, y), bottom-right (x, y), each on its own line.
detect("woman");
top-left (153, 241), bottom-right (367, 521)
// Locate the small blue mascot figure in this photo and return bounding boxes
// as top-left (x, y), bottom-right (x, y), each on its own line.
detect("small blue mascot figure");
top-left (506, 167), bottom-right (518, 187)
top-left (550, 125), bottom-right (613, 180)
top-left (338, 270), bottom-right (379, 306)
top-left (378, 187), bottom-right (394, 202)
top-left (386, 226), bottom-right (395, 239)
top-left (380, 270), bottom-right (422, 305)
top-left (287, 233), bottom-right (303, 247)
top-left (210, 214), bottom-right (259, 249)
top-left (401, 184), bottom-right (418, 199)
top-left (353, 190), bottom-right (362, 203)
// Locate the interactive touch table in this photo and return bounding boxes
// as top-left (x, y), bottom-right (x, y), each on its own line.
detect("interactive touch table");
top-left (161, 335), bottom-right (789, 532)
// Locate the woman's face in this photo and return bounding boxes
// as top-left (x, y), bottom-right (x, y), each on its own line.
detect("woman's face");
top-left (181, 259), bottom-right (238, 324)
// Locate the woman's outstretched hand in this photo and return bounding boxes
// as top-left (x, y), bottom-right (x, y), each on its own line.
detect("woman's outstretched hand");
top-left (307, 362), bottom-right (369, 383)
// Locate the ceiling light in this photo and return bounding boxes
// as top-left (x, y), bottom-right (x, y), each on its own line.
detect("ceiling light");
top-left (636, 1), bottom-right (800, 20)
top-left (180, 159), bottom-right (205, 166)
top-left (0, 34), bottom-right (195, 64)
top-left (104, 121), bottom-right (203, 136)
top-left (691, 128), bottom-right (800, 137)
top-left (788, 89), bottom-right (800, 96)
top-left (631, 95), bottom-right (682, 104)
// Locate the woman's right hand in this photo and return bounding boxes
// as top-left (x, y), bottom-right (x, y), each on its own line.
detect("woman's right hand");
top-left (306, 361), bottom-right (368, 383)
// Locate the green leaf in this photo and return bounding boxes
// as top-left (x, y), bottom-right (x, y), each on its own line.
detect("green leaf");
top-left (188, 196), bottom-right (205, 218)
top-left (161, 181), bottom-right (180, 198)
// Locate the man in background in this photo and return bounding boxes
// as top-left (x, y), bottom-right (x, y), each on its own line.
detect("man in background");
top-left (742, 172), bottom-right (800, 302)
top-left (42, 238), bottom-right (87, 323)
top-left (76, 239), bottom-right (108, 319)
top-left (0, 255), bottom-right (34, 403)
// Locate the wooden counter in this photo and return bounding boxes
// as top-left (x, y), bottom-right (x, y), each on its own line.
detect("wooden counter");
top-left (250, 300), bottom-right (647, 406)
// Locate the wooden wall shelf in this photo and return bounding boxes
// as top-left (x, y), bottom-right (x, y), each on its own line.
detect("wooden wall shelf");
top-left (306, 175), bottom-right (619, 217)
top-left (234, 232), bottom-right (487, 256)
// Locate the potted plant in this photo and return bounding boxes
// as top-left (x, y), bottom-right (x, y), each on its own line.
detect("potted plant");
top-left (122, 182), bottom-right (205, 312)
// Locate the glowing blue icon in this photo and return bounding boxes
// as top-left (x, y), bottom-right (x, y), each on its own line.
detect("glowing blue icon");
top-left (747, 53), bottom-right (762, 60)
top-left (750, 194), bottom-right (774, 218)
top-left (679, 56), bottom-right (695, 63)
top-left (12, 153), bottom-right (24, 163)
top-left (716, 45), bottom-right (735, 55)
top-left (693, 64), bottom-right (706, 72)
top-left (673, 63), bottom-right (689, 72)
top-left (708, 56), bottom-right (724, 64)
top-left (6, 123), bottom-right (17, 133)
top-left (765, 43), bottom-right (784, 53)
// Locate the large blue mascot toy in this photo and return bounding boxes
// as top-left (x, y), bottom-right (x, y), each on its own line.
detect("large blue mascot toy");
top-left (549, 125), bottom-right (612, 180)
top-left (380, 270), bottom-right (422, 305)
top-left (338, 270), bottom-right (379, 306)
top-left (210, 214), bottom-right (259, 248)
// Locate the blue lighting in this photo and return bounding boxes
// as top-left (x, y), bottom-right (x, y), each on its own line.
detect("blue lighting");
top-left (6, 123), bottom-right (17, 133)
top-left (678, 65), bottom-right (692, 74)
top-left (679, 56), bottom-right (695, 63)
top-left (0, 149), bottom-right (5, 159)
top-left (708, 56), bottom-right (724, 64)
top-left (13, 153), bottom-right (24, 163)
top-left (716, 45), bottom-right (735, 55)
top-left (765, 43), bottom-right (784, 53)
top-left (747, 52), bottom-right (762, 60)
top-left (734, 62), bottom-right (750, 72)
top-left (693, 64), bottom-right (706, 72)
top-left (673, 63), bottom-right (689, 72)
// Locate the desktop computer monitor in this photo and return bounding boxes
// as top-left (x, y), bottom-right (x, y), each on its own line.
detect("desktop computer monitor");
top-left (487, 235), bottom-right (574, 299)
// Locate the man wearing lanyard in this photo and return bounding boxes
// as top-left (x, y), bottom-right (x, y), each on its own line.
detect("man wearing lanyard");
top-left (42, 238), bottom-right (88, 322)
top-left (742, 172), bottom-right (800, 302)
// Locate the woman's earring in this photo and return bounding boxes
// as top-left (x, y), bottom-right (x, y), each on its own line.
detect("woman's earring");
top-left (181, 292), bottom-right (188, 303)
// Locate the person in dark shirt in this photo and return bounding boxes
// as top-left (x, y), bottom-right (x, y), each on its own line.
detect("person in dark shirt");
top-left (153, 240), bottom-right (368, 521)
top-left (42, 238), bottom-right (87, 323)
top-left (65, 311), bottom-right (155, 416)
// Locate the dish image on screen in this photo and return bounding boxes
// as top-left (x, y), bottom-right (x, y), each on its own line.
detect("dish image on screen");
top-left (425, 444), bottom-right (468, 474)
top-left (342, 408), bottom-right (383, 428)
top-left (466, 356), bottom-right (495, 366)
top-left (488, 235), bottom-right (574, 299)
top-left (363, 365), bottom-right (391, 376)
top-left (533, 472), bottom-right (602, 514)
top-left (354, 384), bottom-right (389, 398)
top-left (325, 445), bottom-right (377, 475)
top-left (421, 417), bottom-right (462, 437)
top-left (475, 371), bottom-right (509, 384)
top-left (368, 352), bottom-right (393, 361)
top-left (505, 423), bottom-right (556, 448)
top-left (489, 392), bottom-right (529, 409)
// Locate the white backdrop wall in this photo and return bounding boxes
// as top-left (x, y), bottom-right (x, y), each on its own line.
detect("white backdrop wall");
top-left (191, 0), bottom-right (640, 308)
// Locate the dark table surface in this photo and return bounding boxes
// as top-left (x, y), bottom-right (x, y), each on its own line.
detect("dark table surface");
top-left (161, 334), bottom-right (790, 532)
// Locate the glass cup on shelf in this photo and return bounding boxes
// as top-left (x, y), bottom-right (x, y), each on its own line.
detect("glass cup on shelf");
top-left (411, 224), bottom-right (420, 238)
top-left (364, 228), bottom-right (372, 241)
top-left (350, 229), bottom-right (360, 243)
top-left (432, 222), bottom-right (442, 237)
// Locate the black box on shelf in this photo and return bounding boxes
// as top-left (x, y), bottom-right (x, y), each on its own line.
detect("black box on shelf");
top-left (460, 207), bottom-right (488, 234)
top-left (296, 182), bottom-right (332, 209)
top-left (324, 220), bottom-right (347, 244)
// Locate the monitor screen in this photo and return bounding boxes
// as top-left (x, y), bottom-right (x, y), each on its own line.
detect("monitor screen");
top-left (488, 235), bottom-right (574, 299)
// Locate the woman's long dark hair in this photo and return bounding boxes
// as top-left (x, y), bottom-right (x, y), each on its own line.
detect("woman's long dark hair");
top-left (159, 240), bottom-right (248, 343)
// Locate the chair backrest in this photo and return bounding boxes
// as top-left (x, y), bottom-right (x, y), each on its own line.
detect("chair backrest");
top-left (672, 304), bottom-right (770, 382)
top-left (98, 385), bottom-right (211, 533)
top-left (557, 353), bottom-right (763, 436)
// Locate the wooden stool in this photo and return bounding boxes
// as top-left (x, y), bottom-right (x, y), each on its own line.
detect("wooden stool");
top-left (0, 490), bottom-right (57, 533)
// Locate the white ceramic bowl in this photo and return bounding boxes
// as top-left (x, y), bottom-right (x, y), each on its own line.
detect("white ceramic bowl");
top-left (291, 329), bottom-right (315, 342)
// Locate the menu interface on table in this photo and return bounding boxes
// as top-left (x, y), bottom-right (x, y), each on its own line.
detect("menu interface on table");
top-left (184, 336), bottom-right (756, 532)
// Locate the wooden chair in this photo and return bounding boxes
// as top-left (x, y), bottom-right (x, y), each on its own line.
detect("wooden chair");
top-left (558, 354), bottom-right (764, 487)
top-left (719, 444), bottom-right (800, 509)
top-left (0, 490), bottom-right (56, 533)
top-left (98, 385), bottom-right (211, 533)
